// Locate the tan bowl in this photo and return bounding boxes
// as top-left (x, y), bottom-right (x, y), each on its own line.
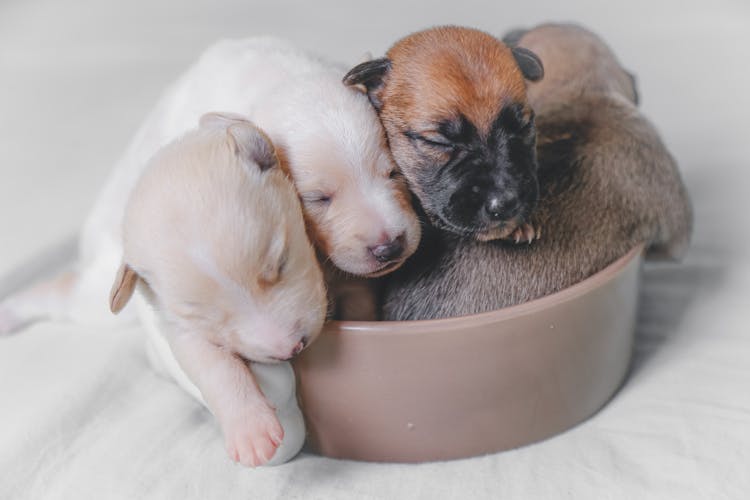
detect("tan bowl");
top-left (293, 246), bottom-right (643, 462)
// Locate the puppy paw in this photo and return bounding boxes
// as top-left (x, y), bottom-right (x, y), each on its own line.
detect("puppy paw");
top-left (509, 223), bottom-right (540, 244)
top-left (223, 403), bottom-right (284, 468)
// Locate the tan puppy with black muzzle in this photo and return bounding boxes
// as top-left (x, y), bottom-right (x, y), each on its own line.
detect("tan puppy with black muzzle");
top-left (372, 23), bottom-right (692, 320)
top-left (111, 113), bottom-right (327, 467)
top-left (344, 26), bottom-right (544, 243)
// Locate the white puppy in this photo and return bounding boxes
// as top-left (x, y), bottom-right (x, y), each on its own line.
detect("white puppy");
top-left (0, 38), bottom-right (419, 462)
top-left (139, 38), bottom-right (420, 319)
top-left (0, 38), bottom-right (418, 330)
top-left (124, 37), bottom-right (421, 272)
top-left (111, 113), bottom-right (327, 467)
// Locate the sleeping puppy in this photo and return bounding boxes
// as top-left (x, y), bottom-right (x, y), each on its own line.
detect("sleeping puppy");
top-left (130, 38), bottom-right (419, 318)
top-left (0, 38), bottom-right (419, 328)
top-left (110, 113), bottom-right (327, 467)
top-left (367, 23), bottom-right (693, 320)
top-left (344, 26), bottom-right (544, 243)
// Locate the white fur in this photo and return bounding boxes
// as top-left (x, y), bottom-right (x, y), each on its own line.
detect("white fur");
top-left (0, 38), bottom-right (418, 463)
top-left (88, 37), bottom-right (419, 279)
top-left (116, 118), bottom-right (326, 467)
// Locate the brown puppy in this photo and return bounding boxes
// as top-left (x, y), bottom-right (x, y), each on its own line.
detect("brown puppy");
top-left (377, 23), bottom-right (692, 320)
top-left (344, 26), bottom-right (544, 242)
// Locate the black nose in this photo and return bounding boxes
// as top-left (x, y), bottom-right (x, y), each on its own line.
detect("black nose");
top-left (484, 194), bottom-right (520, 221)
top-left (368, 235), bottom-right (405, 263)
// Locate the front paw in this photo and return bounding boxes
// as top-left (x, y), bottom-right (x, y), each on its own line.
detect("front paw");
top-left (223, 403), bottom-right (284, 468)
top-left (508, 223), bottom-right (540, 244)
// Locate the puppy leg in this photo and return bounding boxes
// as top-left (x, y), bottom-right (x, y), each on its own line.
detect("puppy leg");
top-left (0, 271), bottom-right (75, 335)
top-left (169, 334), bottom-right (283, 468)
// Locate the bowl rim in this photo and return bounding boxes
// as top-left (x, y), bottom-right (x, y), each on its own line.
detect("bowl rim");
top-left (325, 244), bottom-right (645, 334)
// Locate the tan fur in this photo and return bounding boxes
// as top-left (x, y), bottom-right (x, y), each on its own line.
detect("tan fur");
top-left (519, 24), bottom-right (639, 116)
top-left (109, 263), bottom-right (138, 313)
top-left (382, 23), bottom-right (692, 320)
top-left (383, 26), bottom-right (528, 134)
top-left (344, 26), bottom-right (541, 242)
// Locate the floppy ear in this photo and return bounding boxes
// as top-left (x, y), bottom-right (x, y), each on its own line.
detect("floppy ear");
top-left (511, 47), bottom-right (544, 82)
top-left (110, 262), bottom-right (140, 314)
top-left (227, 121), bottom-right (279, 172)
top-left (342, 57), bottom-right (391, 110)
top-left (502, 28), bottom-right (528, 46)
top-left (625, 70), bottom-right (640, 106)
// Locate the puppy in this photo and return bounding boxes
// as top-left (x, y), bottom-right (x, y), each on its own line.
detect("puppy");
top-left (111, 113), bottom-right (327, 466)
top-left (372, 23), bottom-right (692, 320)
top-left (344, 26), bottom-right (544, 242)
top-left (133, 38), bottom-right (420, 316)
top-left (0, 38), bottom-right (419, 329)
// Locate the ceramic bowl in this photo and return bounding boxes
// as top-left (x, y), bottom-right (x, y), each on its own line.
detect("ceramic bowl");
top-left (293, 246), bottom-right (643, 462)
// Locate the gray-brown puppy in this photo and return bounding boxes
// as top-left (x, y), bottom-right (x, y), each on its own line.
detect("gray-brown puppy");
top-left (381, 23), bottom-right (692, 320)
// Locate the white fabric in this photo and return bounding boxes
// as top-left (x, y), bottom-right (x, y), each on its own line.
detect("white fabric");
top-left (2, 0), bottom-right (749, 498)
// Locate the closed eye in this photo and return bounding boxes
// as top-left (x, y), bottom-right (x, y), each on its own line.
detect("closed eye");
top-left (301, 191), bottom-right (333, 205)
top-left (404, 131), bottom-right (455, 151)
top-left (276, 248), bottom-right (289, 277)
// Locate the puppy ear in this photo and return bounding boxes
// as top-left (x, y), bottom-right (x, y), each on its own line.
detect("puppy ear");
top-left (511, 47), bottom-right (544, 82)
top-left (625, 70), bottom-right (640, 106)
top-left (342, 57), bottom-right (391, 110)
top-left (110, 262), bottom-right (140, 314)
top-left (502, 28), bottom-right (528, 47)
top-left (226, 122), bottom-right (279, 172)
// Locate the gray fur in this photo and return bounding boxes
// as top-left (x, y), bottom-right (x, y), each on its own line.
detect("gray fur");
top-left (382, 26), bottom-right (692, 320)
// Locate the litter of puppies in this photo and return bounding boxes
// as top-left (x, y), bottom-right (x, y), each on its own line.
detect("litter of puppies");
top-left (0, 23), bottom-right (691, 467)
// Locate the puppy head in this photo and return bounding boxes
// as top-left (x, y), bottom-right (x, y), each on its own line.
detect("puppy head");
top-left (505, 23), bottom-right (639, 111)
top-left (111, 113), bottom-right (326, 363)
top-left (255, 76), bottom-right (421, 277)
top-left (344, 26), bottom-right (543, 241)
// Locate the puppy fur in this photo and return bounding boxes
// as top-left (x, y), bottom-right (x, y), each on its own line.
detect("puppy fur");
top-left (379, 23), bottom-right (692, 320)
top-left (344, 26), bottom-right (544, 242)
top-left (112, 113), bottom-right (327, 467)
top-left (0, 37), bottom-right (420, 330)
top-left (150, 38), bottom-right (419, 279)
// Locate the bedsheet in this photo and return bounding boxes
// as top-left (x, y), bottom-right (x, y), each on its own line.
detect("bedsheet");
top-left (1, 248), bottom-right (748, 499)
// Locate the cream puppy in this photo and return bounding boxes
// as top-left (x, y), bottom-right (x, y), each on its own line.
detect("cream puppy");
top-left (0, 37), bottom-right (418, 331)
top-left (0, 113), bottom-right (325, 465)
top-left (111, 113), bottom-right (327, 467)
top-left (118, 37), bottom-right (420, 277)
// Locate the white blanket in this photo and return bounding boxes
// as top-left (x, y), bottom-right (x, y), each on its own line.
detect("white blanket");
top-left (2, 0), bottom-right (749, 498)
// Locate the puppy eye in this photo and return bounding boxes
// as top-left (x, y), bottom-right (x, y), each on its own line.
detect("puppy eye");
top-left (388, 169), bottom-right (400, 179)
top-left (418, 136), bottom-right (454, 150)
top-left (405, 131), bottom-right (455, 151)
top-left (301, 191), bottom-right (333, 205)
top-left (276, 250), bottom-right (288, 277)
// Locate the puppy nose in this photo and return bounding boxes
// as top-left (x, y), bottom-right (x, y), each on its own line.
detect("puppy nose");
top-left (368, 234), bottom-right (405, 263)
top-left (484, 195), bottom-right (519, 221)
